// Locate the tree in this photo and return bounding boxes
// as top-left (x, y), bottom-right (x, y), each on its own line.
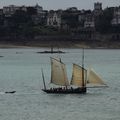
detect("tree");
top-left (11, 10), bottom-right (31, 25)
top-left (62, 10), bottom-right (79, 29)
top-left (95, 8), bottom-right (113, 33)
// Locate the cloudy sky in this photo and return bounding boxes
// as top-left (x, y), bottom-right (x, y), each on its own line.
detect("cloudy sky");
top-left (0, 0), bottom-right (120, 10)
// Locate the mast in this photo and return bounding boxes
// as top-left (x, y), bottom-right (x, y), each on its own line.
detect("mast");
top-left (41, 68), bottom-right (46, 90)
top-left (61, 61), bottom-right (68, 89)
top-left (51, 45), bottom-right (53, 53)
top-left (82, 48), bottom-right (85, 87)
top-left (71, 64), bottom-right (87, 87)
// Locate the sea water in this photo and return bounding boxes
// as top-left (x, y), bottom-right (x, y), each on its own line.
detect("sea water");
top-left (0, 48), bottom-right (120, 120)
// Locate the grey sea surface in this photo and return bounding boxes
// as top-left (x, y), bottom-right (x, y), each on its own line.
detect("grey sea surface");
top-left (0, 48), bottom-right (120, 120)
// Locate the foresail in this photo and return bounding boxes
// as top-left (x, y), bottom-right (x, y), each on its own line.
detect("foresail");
top-left (87, 68), bottom-right (106, 85)
top-left (51, 58), bottom-right (69, 86)
top-left (71, 64), bottom-right (87, 87)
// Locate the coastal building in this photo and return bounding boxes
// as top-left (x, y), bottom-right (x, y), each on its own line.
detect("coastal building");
top-left (111, 7), bottom-right (120, 25)
top-left (31, 4), bottom-right (47, 25)
top-left (19, 6), bottom-right (27, 12)
top-left (47, 11), bottom-right (62, 28)
top-left (94, 2), bottom-right (102, 10)
top-left (78, 10), bottom-right (92, 28)
top-left (84, 10), bottom-right (95, 28)
top-left (34, 3), bottom-right (43, 15)
top-left (93, 2), bottom-right (103, 16)
top-left (3, 5), bottom-right (19, 16)
top-left (34, 4), bottom-right (47, 21)
top-left (84, 13), bottom-right (95, 28)
top-left (3, 5), bottom-right (27, 17)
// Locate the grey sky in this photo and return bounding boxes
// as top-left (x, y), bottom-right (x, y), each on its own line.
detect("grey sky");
top-left (0, 0), bottom-right (120, 10)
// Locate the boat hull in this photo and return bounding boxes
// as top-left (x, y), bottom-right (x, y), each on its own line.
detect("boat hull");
top-left (42, 88), bottom-right (86, 94)
top-left (37, 51), bottom-right (65, 54)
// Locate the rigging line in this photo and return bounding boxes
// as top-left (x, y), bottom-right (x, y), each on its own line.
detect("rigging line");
top-left (41, 68), bottom-right (46, 90)
top-left (82, 48), bottom-right (85, 87)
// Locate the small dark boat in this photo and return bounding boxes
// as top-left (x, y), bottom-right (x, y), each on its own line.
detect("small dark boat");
top-left (5, 91), bottom-right (16, 94)
top-left (0, 56), bottom-right (4, 57)
top-left (37, 47), bottom-right (65, 54)
top-left (37, 50), bottom-right (65, 54)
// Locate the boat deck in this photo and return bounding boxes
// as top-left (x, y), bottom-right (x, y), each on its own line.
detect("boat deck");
top-left (42, 87), bottom-right (86, 94)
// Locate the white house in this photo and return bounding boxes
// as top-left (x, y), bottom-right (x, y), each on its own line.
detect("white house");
top-left (47, 11), bottom-right (61, 28)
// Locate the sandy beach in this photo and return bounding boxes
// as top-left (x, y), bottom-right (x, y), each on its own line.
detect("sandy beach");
top-left (0, 40), bottom-right (120, 49)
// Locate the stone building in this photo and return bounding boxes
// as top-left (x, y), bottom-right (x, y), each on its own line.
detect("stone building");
top-left (111, 7), bottom-right (120, 25)
top-left (93, 2), bottom-right (103, 16)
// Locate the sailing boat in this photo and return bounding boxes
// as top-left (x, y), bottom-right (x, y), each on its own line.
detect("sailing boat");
top-left (42, 50), bottom-right (107, 94)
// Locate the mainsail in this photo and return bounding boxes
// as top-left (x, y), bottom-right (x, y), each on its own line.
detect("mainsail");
top-left (50, 57), bottom-right (69, 86)
top-left (71, 64), bottom-right (87, 87)
top-left (87, 68), bottom-right (106, 85)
